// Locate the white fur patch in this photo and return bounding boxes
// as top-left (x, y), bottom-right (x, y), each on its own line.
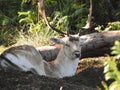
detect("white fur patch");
top-left (5, 53), bottom-right (34, 71)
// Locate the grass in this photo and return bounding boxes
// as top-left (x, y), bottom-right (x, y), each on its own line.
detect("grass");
top-left (15, 28), bottom-right (59, 47)
top-left (0, 26), bottom-right (59, 53)
top-left (0, 46), bottom-right (8, 53)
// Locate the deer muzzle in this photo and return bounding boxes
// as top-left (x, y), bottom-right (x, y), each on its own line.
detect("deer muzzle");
top-left (74, 51), bottom-right (81, 58)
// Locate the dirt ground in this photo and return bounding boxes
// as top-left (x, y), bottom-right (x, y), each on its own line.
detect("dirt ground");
top-left (0, 56), bottom-right (108, 90)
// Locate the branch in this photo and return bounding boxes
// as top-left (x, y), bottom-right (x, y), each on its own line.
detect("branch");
top-left (83, 0), bottom-right (92, 30)
top-left (37, 0), bottom-right (66, 36)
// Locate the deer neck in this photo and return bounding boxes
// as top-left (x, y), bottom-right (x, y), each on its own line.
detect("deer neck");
top-left (53, 48), bottom-right (79, 77)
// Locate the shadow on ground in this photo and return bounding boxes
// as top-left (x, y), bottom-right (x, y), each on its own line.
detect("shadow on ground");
top-left (0, 57), bottom-right (105, 90)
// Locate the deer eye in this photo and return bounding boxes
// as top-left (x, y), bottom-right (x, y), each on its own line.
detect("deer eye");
top-left (65, 44), bottom-right (70, 47)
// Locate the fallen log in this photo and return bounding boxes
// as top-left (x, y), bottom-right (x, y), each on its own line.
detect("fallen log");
top-left (37, 31), bottom-right (120, 61)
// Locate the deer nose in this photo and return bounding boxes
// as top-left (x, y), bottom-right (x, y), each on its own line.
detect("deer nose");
top-left (74, 51), bottom-right (81, 58)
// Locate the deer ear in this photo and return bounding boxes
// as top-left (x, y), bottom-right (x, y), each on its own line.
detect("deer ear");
top-left (50, 38), bottom-right (65, 44)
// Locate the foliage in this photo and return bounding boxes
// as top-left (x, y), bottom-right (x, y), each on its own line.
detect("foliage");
top-left (103, 41), bottom-right (120, 90)
top-left (0, 0), bottom-right (120, 46)
top-left (18, 13), bottom-right (58, 46)
top-left (0, 0), bottom-right (21, 26)
top-left (20, 0), bottom-right (88, 32)
top-left (104, 58), bottom-right (120, 82)
top-left (111, 41), bottom-right (120, 58)
top-left (92, 0), bottom-right (120, 25)
top-left (18, 10), bottom-right (36, 31)
top-left (95, 21), bottom-right (120, 32)
top-left (17, 0), bottom-right (59, 46)
top-left (103, 57), bottom-right (120, 90)
top-left (95, 25), bottom-right (104, 32)
top-left (0, 46), bottom-right (7, 53)
top-left (0, 0), bottom-right (21, 46)
top-left (18, 11), bottom-right (36, 24)
top-left (16, 29), bottom-right (58, 47)
top-left (105, 21), bottom-right (120, 31)
top-left (46, 0), bottom-right (88, 32)
top-left (0, 27), bottom-right (19, 46)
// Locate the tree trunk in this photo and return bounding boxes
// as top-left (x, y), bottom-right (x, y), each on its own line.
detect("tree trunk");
top-left (37, 31), bottom-right (120, 61)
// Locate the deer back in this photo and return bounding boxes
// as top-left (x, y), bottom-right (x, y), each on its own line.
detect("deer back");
top-left (0, 45), bottom-right (45, 74)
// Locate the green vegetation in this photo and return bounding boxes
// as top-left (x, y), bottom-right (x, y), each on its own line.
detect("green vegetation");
top-left (106, 21), bottom-right (120, 31)
top-left (95, 21), bottom-right (120, 32)
top-left (111, 41), bottom-right (120, 58)
top-left (0, 0), bottom-right (120, 47)
top-left (0, 26), bottom-right (19, 46)
top-left (0, 0), bottom-right (88, 47)
top-left (17, 1), bottom-right (59, 46)
top-left (16, 28), bottom-right (58, 47)
top-left (103, 41), bottom-right (120, 90)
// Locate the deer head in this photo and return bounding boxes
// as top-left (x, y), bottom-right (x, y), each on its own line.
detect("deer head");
top-left (50, 34), bottom-right (81, 60)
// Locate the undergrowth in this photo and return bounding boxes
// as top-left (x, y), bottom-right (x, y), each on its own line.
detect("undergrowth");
top-left (102, 41), bottom-right (120, 90)
top-left (95, 21), bottom-right (120, 32)
top-left (15, 29), bottom-right (58, 47)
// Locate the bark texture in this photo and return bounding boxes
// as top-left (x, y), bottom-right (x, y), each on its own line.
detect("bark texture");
top-left (37, 31), bottom-right (120, 61)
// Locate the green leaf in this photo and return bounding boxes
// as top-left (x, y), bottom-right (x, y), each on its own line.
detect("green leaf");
top-left (105, 72), bottom-right (117, 81)
top-left (104, 65), bottom-right (109, 73)
top-left (109, 81), bottom-right (120, 90)
top-left (111, 41), bottom-right (120, 58)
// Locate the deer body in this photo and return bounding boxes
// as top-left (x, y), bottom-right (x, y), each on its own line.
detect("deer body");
top-left (44, 47), bottom-right (80, 78)
top-left (0, 45), bottom-right (46, 75)
top-left (0, 34), bottom-right (82, 78)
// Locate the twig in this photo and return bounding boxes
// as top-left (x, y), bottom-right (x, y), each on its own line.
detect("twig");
top-left (83, 0), bottom-right (92, 30)
top-left (37, 0), bottom-right (66, 36)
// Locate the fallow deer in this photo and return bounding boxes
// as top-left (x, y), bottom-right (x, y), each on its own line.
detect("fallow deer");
top-left (0, 0), bottom-right (82, 78)
top-left (0, 34), bottom-right (82, 78)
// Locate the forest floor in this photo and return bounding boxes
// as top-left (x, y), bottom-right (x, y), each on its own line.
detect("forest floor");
top-left (0, 56), bottom-right (109, 90)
